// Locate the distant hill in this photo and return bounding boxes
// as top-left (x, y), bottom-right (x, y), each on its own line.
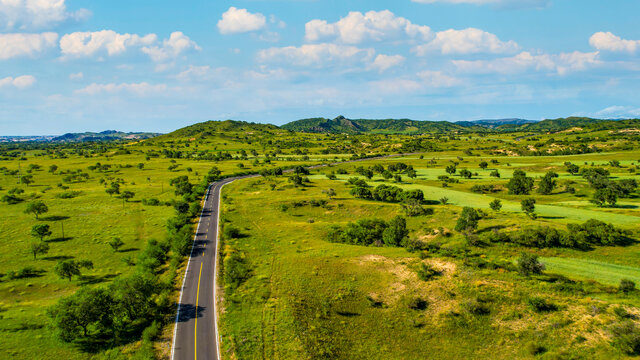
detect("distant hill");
top-left (493, 117), bottom-right (639, 133)
top-left (159, 120), bottom-right (281, 139)
top-left (52, 130), bottom-right (160, 142)
top-left (281, 116), bottom-right (479, 134)
top-left (457, 118), bottom-right (537, 128)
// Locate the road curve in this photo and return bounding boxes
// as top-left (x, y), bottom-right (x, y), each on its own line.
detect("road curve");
top-left (171, 153), bottom-right (417, 360)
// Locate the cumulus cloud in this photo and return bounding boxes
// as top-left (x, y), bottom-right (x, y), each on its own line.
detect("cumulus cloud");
top-left (60, 30), bottom-right (157, 57)
top-left (0, 75), bottom-right (36, 89)
top-left (453, 50), bottom-right (600, 75)
top-left (75, 82), bottom-right (168, 96)
top-left (411, 0), bottom-right (550, 10)
top-left (0, 32), bottom-right (57, 59)
top-left (413, 28), bottom-right (519, 55)
top-left (590, 32), bottom-right (640, 53)
top-left (370, 54), bottom-right (405, 72)
top-left (0, 0), bottom-right (90, 30)
top-left (141, 32), bottom-right (200, 62)
top-left (217, 7), bottom-right (266, 34)
top-left (257, 43), bottom-right (375, 68)
top-left (305, 10), bottom-right (432, 44)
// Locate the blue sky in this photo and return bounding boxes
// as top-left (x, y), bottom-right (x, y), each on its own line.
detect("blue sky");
top-left (1, 0), bottom-right (639, 135)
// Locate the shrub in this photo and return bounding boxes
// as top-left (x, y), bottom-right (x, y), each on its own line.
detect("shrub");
top-left (408, 297), bottom-right (428, 311)
top-left (417, 263), bottom-right (440, 281)
top-left (620, 279), bottom-right (636, 294)
top-left (223, 226), bottom-right (241, 239)
top-left (464, 299), bottom-right (490, 316)
top-left (224, 252), bottom-right (251, 291)
top-left (610, 321), bottom-right (640, 355)
top-left (517, 253), bottom-right (544, 276)
top-left (527, 297), bottom-right (558, 312)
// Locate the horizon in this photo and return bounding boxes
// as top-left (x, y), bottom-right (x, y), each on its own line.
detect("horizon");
top-left (1, 1), bottom-right (639, 135)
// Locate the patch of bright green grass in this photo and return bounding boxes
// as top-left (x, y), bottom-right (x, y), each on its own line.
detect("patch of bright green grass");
top-left (541, 257), bottom-right (640, 287)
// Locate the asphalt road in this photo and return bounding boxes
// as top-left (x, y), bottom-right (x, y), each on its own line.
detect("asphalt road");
top-left (171, 177), bottom-right (251, 360)
top-left (171, 153), bottom-right (417, 360)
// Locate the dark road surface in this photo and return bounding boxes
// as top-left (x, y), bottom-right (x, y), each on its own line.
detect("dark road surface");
top-left (171, 153), bottom-right (417, 360)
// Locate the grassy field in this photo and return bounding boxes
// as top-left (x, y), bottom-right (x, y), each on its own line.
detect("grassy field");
top-left (541, 257), bottom-right (640, 287)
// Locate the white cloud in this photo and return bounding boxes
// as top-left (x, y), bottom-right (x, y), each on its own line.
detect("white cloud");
top-left (370, 70), bottom-right (461, 94)
top-left (413, 28), bottom-right (518, 55)
top-left (590, 32), bottom-right (640, 53)
top-left (75, 82), bottom-right (168, 96)
top-left (176, 65), bottom-right (211, 81)
top-left (453, 50), bottom-right (600, 75)
top-left (595, 105), bottom-right (640, 118)
top-left (0, 32), bottom-right (57, 59)
top-left (411, 0), bottom-right (550, 9)
top-left (0, 0), bottom-right (90, 31)
top-left (371, 54), bottom-right (405, 72)
top-left (217, 7), bottom-right (266, 34)
top-left (60, 30), bottom-right (157, 57)
top-left (0, 75), bottom-right (36, 89)
top-left (417, 70), bottom-right (462, 87)
top-left (257, 43), bottom-right (375, 68)
top-left (141, 32), bottom-right (200, 62)
top-left (69, 72), bottom-right (83, 80)
top-left (305, 10), bottom-right (432, 44)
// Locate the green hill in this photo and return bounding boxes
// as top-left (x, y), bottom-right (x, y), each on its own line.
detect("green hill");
top-left (496, 117), bottom-right (640, 133)
top-left (282, 116), bottom-right (479, 134)
top-left (157, 120), bottom-right (282, 139)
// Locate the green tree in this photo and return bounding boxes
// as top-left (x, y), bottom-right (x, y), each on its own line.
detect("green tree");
top-left (593, 186), bottom-right (618, 207)
top-left (406, 168), bottom-right (417, 179)
top-left (20, 174), bottom-right (34, 186)
top-left (382, 170), bottom-right (392, 180)
top-left (490, 170), bottom-right (501, 178)
top-left (30, 241), bottom-right (50, 260)
top-left (479, 161), bottom-right (488, 170)
top-left (24, 200), bottom-right (48, 219)
top-left (382, 216), bottom-right (409, 247)
top-left (31, 224), bottom-right (52, 241)
top-left (537, 171), bottom-right (558, 195)
top-left (445, 165), bottom-right (457, 175)
top-left (517, 253), bottom-right (544, 276)
top-left (54, 260), bottom-right (94, 281)
top-left (121, 190), bottom-right (135, 202)
top-left (455, 207), bottom-right (480, 233)
top-left (459, 169), bottom-right (472, 179)
top-left (521, 198), bottom-right (537, 218)
top-left (108, 237), bottom-right (124, 252)
top-left (49, 165), bottom-right (58, 173)
top-left (322, 188), bottom-right (336, 200)
top-left (507, 170), bottom-right (534, 195)
top-left (48, 287), bottom-right (114, 341)
top-left (566, 163), bottom-right (580, 175)
top-left (439, 197), bottom-right (449, 205)
top-left (489, 199), bottom-right (502, 211)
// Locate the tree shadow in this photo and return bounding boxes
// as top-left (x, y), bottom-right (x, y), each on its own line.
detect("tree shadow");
top-left (41, 215), bottom-right (70, 221)
top-left (423, 200), bottom-right (441, 205)
top-left (336, 311), bottom-right (360, 317)
top-left (539, 216), bottom-right (565, 220)
top-left (42, 255), bottom-right (74, 261)
top-left (477, 225), bottom-right (507, 234)
top-left (615, 204), bottom-right (638, 209)
top-left (46, 236), bottom-right (73, 243)
top-left (118, 248), bottom-right (139, 253)
top-left (177, 304), bottom-right (206, 322)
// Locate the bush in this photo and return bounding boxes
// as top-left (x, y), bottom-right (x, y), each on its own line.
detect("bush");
top-left (464, 299), bottom-right (490, 316)
top-left (417, 263), bottom-right (440, 281)
top-left (610, 321), bottom-right (640, 355)
top-left (408, 297), bottom-right (428, 310)
top-left (527, 297), bottom-right (558, 312)
top-left (223, 226), bottom-right (241, 239)
top-left (223, 252), bottom-right (251, 291)
top-left (619, 279), bottom-right (636, 294)
top-left (517, 253), bottom-right (544, 276)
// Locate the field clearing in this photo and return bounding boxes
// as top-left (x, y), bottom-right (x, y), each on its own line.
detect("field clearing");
top-left (541, 257), bottom-right (640, 286)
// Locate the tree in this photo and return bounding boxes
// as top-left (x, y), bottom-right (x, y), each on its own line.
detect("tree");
top-left (507, 170), bottom-right (534, 195)
top-left (121, 191), bottom-right (135, 206)
top-left (439, 197), bottom-right (449, 205)
top-left (406, 168), bottom-right (417, 179)
top-left (24, 200), bottom-right (48, 219)
top-left (394, 174), bottom-right (402, 183)
top-left (49, 165), bottom-right (58, 173)
top-left (537, 171), bottom-right (558, 195)
top-left (54, 260), bottom-right (94, 281)
top-left (620, 279), bottom-right (636, 294)
top-left (445, 165), bottom-right (457, 175)
top-left (521, 198), bottom-right (537, 218)
top-left (174, 200), bottom-right (190, 214)
top-left (382, 216), bottom-right (409, 247)
top-left (489, 199), bottom-right (502, 211)
top-left (479, 161), bottom-right (488, 170)
top-left (459, 169), bottom-right (472, 179)
top-left (371, 164), bottom-right (385, 174)
top-left (566, 163), bottom-right (580, 175)
top-left (455, 207), bottom-right (480, 233)
top-left (137, 163), bottom-right (145, 170)
top-left (289, 174), bottom-right (304, 187)
top-left (108, 238), bottom-right (124, 252)
top-left (593, 186), bottom-right (618, 207)
top-left (517, 253), bottom-right (544, 276)
top-left (48, 287), bottom-right (113, 341)
top-left (20, 174), bottom-right (34, 186)
top-left (490, 170), bottom-right (501, 178)
top-left (382, 170), bottom-right (392, 180)
top-left (322, 188), bottom-right (336, 200)
top-left (31, 224), bottom-right (52, 241)
top-left (30, 241), bottom-right (49, 260)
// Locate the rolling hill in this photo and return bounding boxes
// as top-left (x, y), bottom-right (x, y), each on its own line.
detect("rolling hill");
top-left (281, 116), bottom-right (480, 134)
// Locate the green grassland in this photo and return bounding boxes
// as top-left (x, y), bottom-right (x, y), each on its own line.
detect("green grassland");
top-left (0, 118), bottom-right (638, 359)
